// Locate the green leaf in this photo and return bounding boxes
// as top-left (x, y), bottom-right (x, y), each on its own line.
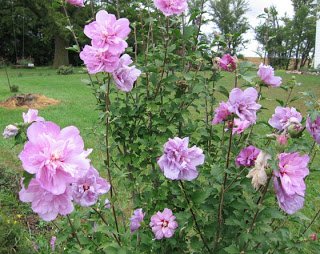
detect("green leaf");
top-left (216, 85), bottom-right (229, 98)
top-left (23, 171), bottom-right (34, 189)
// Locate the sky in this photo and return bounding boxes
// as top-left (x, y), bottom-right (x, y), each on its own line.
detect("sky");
top-left (203, 0), bottom-right (294, 57)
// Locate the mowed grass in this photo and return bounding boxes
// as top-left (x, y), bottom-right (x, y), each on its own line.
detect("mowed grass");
top-left (1, 67), bottom-right (320, 242)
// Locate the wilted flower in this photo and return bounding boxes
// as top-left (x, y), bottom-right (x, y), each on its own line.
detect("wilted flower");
top-left (19, 179), bottom-right (74, 221)
top-left (23, 109), bottom-right (44, 123)
top-left (235, 145), bottom-right (261, 167)
top-left (306, 116), bottom-right (320, 144)
top-left (130, 208), bottom-right (145, 233)
top-left (219, 54), bottom-right (237, 72)
top-left (3, 124), bottom-right (19, 139)
top-left (154, 0), bottom-right (188, 16)
top-left (247, 151), bottom-right (270, 190)
top-left (112, 54), bottom-right (141, 92)
top-left (212, 102), bottom-right (231, 125)
top-left (268, 106), bottom-right (302, 132)
top-left (257, 63), bottom-right (282, 87)
top-left (150, 208), bottom-right (178, 239)
top-left (158, 137), bottom-right (205, 181)
top-left (80, 45), bottom-right (120, 74)
top-left (72, 167), bottom-right (110, 207)
top-left (232, 118), bottom-right (251, 135)
top-left (227, 87), bottom-right (261, 123)
top-left (19, 121), bottom-right (92, 195)
top-left (50, 236), bottom-right (57, 251)
top-left (84, 10), bottom-right (130, 53)
top-left (66, 0), bottom-right (84, 7)
top-left (273, 152), bottom-right (309, 214)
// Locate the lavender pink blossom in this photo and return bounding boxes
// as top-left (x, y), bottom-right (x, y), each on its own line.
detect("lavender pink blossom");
top-left (257, 63), bottom-right (282, 87)
top-left (23, 109), bottom-right (45, 123)
top-left (232, 118), bottom-right (251, 135)
top-left (19, 179), bottom-right (74, 221)
top-left (72, 167), bottom-right (110, 207)
top-left (19, 121), bottom-right (92, 195)
top-left (84, 10), bottom-right (130, 53)
top-left (268, 106), bottom-right (302, 131)
top-left (306, 116), bottom-right (320, 144)
top-left (235, 145), bottom-right (261, 167)
top-left (80, 45), bottom-right (120, 74)
top-left (3, 124), bottom-right (19, 139)
top-left (219, 54), bottom-right (237, 72)
top-left (150, 208), bottom-right (178, 239)
top-left (154, 0), bottom-right (188, 16)
top-left (273, 152), bottom-right (309, 214)
top-left (112, 54), bottom-right (141, 92)
top-left (157, 137), bottom-right (205, 181)
top-left (212, 102), bottom-right (231, 125)
top-left (130, 208), bottom-right (145, 233)
top-left (66, 0), bottom-right (84, 7)
top-left (227, 87), bottom-right (261, 123)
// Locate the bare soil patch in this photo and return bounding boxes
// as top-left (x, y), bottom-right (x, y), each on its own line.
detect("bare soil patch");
top-left (0, 94), bottom-right (60, 109)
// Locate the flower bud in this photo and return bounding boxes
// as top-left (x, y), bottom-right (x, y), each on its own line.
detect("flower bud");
top-left (310, 233), bottom-right (317, 241)
top-left (277, 135), bottom-right (288, 146)
top-left (287, 122), bottom-right (304, 138)
top-left (2, 124), bottom-right (19, 139)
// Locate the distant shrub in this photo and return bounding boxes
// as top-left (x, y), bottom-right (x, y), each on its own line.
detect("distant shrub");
top-left (10, 85), bottom-right (19, 93)
top-left (57, 65), bottom-right (74, 75)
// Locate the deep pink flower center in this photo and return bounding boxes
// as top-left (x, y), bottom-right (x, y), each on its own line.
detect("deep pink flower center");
top-left (162, 219), bottom-right (169, 227)
top-left (83, 183), bottom-right (90, 191)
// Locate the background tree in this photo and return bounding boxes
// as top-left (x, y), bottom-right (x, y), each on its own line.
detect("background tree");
top-left (208, 0), bottom-right (249, 55)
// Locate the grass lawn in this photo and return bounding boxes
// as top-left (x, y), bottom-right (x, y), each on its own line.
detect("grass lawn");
top-left (1, 67), bottom-right (320, 250)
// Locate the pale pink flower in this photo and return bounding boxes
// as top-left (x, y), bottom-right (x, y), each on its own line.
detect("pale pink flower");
top-left (112, 54), bottom-right (141, 92)
top-left (247, 151), bottom-right (270, 190)
top-left (66, 0), bottom-right (84, 7)
top-left (154, 0), bottom-right (188, 16)
top-left (79, 45), bottom-right (120, 74)
top-left (268, 106), bottom-right (302, 131)
top-left (158, 137), bottom-right (205, 181)
top-left (227, 87), bottom-right (261, 123)
top-left (235, 145), bottom-right (261, 167)
top-left (150, 208), bottom-right (178, 239)
top-left (72, 167), bottom-right (110, 207)
top-left (219, 54), bottom-right (237, 72)
top-left (3, 124), bottom-right (19, 139)
top-left (23, 109), bottom-right (45, 123)
top-left (257, 63), bottom-right (282, 87)
top-left (50, 236), bottom-right (57, 251)
top-left (212, 102), bottom-right (231, 125)
top-left (19, 178), bottom-right (74, 221)
top-left (232, 118), bottom-right (251, 135)
top-left (306, 116), bottom-right (320, 144)
top-left (130, 208), bottom-right (145, 233)
top-left (104, 198), bottom-right (111, 209)
top-left (84, 10), bottom-right (130, 54)
top-left (19, 121), bottom-right (92, 195)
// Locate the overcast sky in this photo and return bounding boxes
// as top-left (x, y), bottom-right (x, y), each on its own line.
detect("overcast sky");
top-left (203, 0), bottom-right (294, 57)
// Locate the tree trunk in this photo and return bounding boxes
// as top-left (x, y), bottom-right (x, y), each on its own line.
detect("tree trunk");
top-left (53, 35), bottom-right (69, 68)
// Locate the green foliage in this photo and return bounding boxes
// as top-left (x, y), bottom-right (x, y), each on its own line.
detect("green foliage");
top-left (57, 65), bottom-right (74, 75)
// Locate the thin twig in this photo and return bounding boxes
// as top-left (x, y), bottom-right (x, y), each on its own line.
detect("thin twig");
top-left (302, 208), bottom-right (320, 235)
top-left (66, 215), bottom-right (82, 248)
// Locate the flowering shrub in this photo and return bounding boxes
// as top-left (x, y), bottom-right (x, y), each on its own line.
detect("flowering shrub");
top-left (4, 1), bottom-right (320, 253)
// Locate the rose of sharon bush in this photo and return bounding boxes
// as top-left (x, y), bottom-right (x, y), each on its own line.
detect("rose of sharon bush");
top-left (257, 63), bottom-right (282, 87)
top-left (84, 10), bottom-right (130, 53)
top-left (273, 152), bottom-right (309, 214)
top-left (212, 102), bottom-right (231, 125)
top-left (219, 54), bottom-right (237, 72)
top-left (112, 54), bottom-right (142, 92)
top-left (19, 121), bottom-right (92, 195)
top-left (72, 167), bottom-right (110, 207)
top-left (80, 45), bottom-right (120, 74)
top-left (268, 106), bottom-right (302, 131)
top-left (227, 87), bottom-right (261, 123)
top-left (158, 137), bottom-right (205, 181)
top-left (154, 0), bottom-right (188, 16)
top-left (130, 208), bottom-right (145, 233)
top-left (150, 208), bottom-right (178, 239)
top-left (306, 116), bottom-right (320, 144)
top-left (66, 0), bottom-right (84, 7)
top-left (23, 109), bottom-right (45, 123)
top-left (235, 145), bottom-right (261, 167)
top-left (19, 178), bottom-right (74, 221)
